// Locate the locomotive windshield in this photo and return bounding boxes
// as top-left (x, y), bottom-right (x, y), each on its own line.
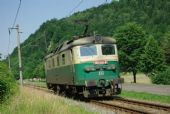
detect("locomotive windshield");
top-left (102, 45), bottom-right (115, 55)
top-left (80, 45), bottom-right (97, 56)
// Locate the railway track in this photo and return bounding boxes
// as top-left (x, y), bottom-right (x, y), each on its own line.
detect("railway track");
top-left (91, 98), bottom-right (170, 114)
top-left (114, 97), bottom-right (170, 112)
top-left (90, 100), bottom-right (151, 114)
top-left (24, 84), bottom-right (170, 114)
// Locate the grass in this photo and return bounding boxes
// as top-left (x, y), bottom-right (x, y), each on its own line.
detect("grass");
top-left (24, 79), bottom-right (170, 105)
top-left (0, 87), bottom-right (97, 114)
top-left (120, 90), bottom-right (170, 104)
top-left (24, 79), bottom-right (47, 88)
top-left (121, 73), bottom-right (151, 84)
top-left (0, 62), bottom-right (19, 103)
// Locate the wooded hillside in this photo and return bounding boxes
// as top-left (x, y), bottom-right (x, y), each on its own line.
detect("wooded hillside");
top-left (9, 0), bottom-right (170, 80)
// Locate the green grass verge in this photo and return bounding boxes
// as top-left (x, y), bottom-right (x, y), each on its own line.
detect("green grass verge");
top-left (121, 73), bottom-right (151, 84)
top-left (24, 79), bottom-right (47, 88)
top-left (0, 62), bottom-right (18, 103)
top-left (120, 90), bottom-right (170, 104)
top-left (0, 87), bottom-right (96, 114)
top-left (24, 80), bottom-right (170, 104)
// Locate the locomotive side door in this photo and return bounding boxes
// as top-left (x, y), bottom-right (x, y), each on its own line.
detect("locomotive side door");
top-left (68, 49), bottom-right (75, 85)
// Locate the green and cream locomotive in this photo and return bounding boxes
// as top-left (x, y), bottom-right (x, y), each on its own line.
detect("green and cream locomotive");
top-left (44, 36), bottom-right (123, 98)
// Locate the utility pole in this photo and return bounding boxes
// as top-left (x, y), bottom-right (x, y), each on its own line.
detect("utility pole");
top-left (44, 31), bottom-right (47, 53)
top-left (8, 55), bottom-right (11, 69)
top-left (8, 28), bottom-right (11, 69)
top-left (10, 24), bottom-right (23, 86)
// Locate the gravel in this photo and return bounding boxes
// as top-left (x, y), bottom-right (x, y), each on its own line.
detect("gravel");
top-left (122, 83), bottom-right (170, 95)
top-left (62, 97), bottom-right (116, 114)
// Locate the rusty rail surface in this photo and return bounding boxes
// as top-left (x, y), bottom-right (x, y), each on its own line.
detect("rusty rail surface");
top-left (24, 84), bottom-right (170, 114)
top-left (90, 100), bottom-right (152, 114)
top-left (114, 97), bottom-right (170, 112)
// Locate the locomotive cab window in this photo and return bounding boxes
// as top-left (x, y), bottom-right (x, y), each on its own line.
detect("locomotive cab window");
top-left (102, 45), bottom-right (115, 55)
top-left (80, 45), bottom-right (97, 56)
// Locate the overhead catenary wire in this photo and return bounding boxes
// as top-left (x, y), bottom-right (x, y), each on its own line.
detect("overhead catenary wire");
top-left (7, 0), bottom-right (22, 68)
top-left (56, 0), bottom-right (84, 46)
top-left (12, 0), bottom-right (22, 28)
top-left (69, 0), bottom-right (84, 16)
top-left (58, 0), bottom-right (108, 46)
top-left (8, 0), bottom-right (22, 43)
top-left (7, 28), bottom-right (11, 68)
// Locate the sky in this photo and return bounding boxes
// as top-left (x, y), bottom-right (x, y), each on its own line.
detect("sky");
top-left (0, 0), bottom-right (112, 59)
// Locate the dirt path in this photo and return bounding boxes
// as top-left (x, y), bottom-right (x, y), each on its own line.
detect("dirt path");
top-left (122, 83), bottom-right (170, 96)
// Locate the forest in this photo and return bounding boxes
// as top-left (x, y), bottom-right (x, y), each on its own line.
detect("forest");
top-left (8, 0), bottom-right (170, 84)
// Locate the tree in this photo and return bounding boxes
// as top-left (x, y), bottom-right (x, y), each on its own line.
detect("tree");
top-left (162, 29), bottom-right (170, 65)
top-left (0, 53), bottom-right (2, 60)
top-left (140, 36), bottom-right (166, 76)
top-left (9, 1), bottom-right (170, 79)
top-left (114, 23), bottom-right (146, 83)
top-left (0, 62), bottom-right (18, 103)
top-left (33, 63), bottom-right (45, 79)
top-left (151, 67), bottom-right (170, 85)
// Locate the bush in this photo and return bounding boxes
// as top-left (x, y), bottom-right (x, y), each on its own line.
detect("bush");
top-left (151, 67), bottom-right (170, 85)
top-left (0, 62), bottom-right (18, 103)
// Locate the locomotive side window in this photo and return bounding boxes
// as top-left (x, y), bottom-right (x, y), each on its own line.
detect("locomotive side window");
top-left (102, 45), bottom-right (115, 55)
top-left (50, 59), bottom-right (52, 68)
top-left (62, 54), bottom-right (65, 65)
top-left (52, 58), bottom-right (55, 67)
top-left (70, 49), bottom-right (73, 62)
top-left (57, 56), bottom-right (60, 66)
top-left (48, 59), bottom-right (51, 69)
top-left (80, 45), bottom-right (97, 56)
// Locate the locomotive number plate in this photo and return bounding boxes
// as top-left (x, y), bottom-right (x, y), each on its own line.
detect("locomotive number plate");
top-left (94, 60), bottom-right (107, 64)
top-left (99, 71), bottom-right (104, 75)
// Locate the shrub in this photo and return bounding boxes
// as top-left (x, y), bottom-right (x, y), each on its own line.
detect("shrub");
top-left (151, 67), bottom-right (170, 85)
top-left (0, 62), bottom-right (18, 103)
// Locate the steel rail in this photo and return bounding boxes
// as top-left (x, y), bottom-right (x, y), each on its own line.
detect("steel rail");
top-left (115, 97), bottom-right (170, 112)
top-left (90, 100), bottom-right (152, 114)
top-left (24, 84), bottom-right (170, 113)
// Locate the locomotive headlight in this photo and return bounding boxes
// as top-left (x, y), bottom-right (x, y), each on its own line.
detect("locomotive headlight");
top-left (90, 67), bottom-right (96, 71)
top-left (95, 66), bottom-right (100, 70)
top-left (102, 66), bottom-right (107, 69)
top-left (106, 65), bottom-right (116, 70)
top-left (84, 67), bottom-right (91, 72)
top-left (84, 67), bottom-right (95, 72)
top-left (107, 66), bottom-right (112, 70)
top-left (111, 65), bottom-right (116, 70)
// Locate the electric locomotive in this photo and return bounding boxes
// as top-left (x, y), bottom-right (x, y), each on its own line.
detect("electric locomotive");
top-left (44, 36), bottom-right (123, 98)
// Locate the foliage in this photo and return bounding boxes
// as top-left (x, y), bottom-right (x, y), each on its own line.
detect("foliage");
top-left (121, 73), bottom-right (151, 84)
top-left (9, 0), bottom-right (170, 79)
top-left (162, 28), bottom-right (170, 65)
top-left (0, 87), bottom-right (96, 114)
top-left (140, 36), bottom-right (166, 76)
top-left (24, 79), bottom-right (46, 88)
top-left (33, 63), bottom-right (45, 79)
top-left (151, 67), bottom-right (170, 85)
top-left (120, 90), bottom-right (170, 104)
top-left (0, 53), bottom-right (2, 60)
top-left (0, 62), bottom-right (18, 103)
top-left (114, 23), bottom-right (146, 83)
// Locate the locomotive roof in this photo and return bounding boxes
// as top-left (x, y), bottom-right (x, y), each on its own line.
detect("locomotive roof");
top-left (45, 36), bottom-right (116, 59)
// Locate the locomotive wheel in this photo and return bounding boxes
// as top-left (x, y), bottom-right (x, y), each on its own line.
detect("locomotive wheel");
top-left (59, 86), bottom-right (66, 97)
top-left (52, 86), bottom-right (58, 94)
top-left (53, 85), bottom-right (61, 95)
top-left (47, 83), bottom-right (52, 89)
